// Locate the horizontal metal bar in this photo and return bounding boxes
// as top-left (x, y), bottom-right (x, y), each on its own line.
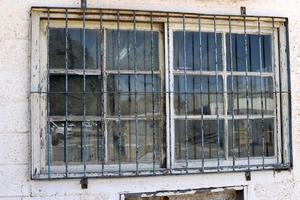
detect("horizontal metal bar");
top-left (33, 163), bottom-right (290, 180)
top-left (173, 114), bottom-right (275, 120)
top-left (32, 91), bottom-right (291, 95)
top-left (49, 114), bottom-right (276, 121)
top-left (49, 69), bottom-right (160, 75)
top-left (32, 7), bottom-right (288, 22)
top-left (50, 115), bottom-right (163, 121)
top-left (173, 71), bottom-right (274, 77)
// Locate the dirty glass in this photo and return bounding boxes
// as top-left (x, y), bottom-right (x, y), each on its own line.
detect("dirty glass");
top-left (106, 30), bottom-right (159, 70)
top-left (49, 28), bottom-right (98, 69)
top-left (228, 118), bottom-right (274, 157)
top-left (49, 75), bottom-right (101, 116)
top-left (226, 33), bottom-right (275, 159)
top-left (175, 119), bottom-right (224, 160)
top-left (226, 34), bottom-right (272, 72)
top-left (51, 121), bottom-right (103, 165)
top-left (107, 120), bottom-right (162, 164)
top-left (173, 31), bottom-right (223, 71)
top-left (174, 75), bottom-right (223, 115)
top-left (227, 76), bottom-right (274, 115)
top-left (107, 74), bottom-right (161, 116)
top-left (49, 28), bottom-right (163, 166)
top-left (173, 31), bottom-right (224, 161)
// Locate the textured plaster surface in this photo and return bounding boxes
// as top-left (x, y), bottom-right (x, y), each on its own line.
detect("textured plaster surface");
top-left (1, 0), bottom-right (300, 199)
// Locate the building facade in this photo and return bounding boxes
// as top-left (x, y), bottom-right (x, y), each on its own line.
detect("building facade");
top-left (1, 0), bottom-right (300, 199)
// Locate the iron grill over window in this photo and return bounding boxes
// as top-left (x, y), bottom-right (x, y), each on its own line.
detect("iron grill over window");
top-left (30, 7), bottom-right (291, 179)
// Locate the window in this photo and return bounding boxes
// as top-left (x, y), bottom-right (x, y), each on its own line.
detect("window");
top-left (31, 8), bottom-right (291, 179)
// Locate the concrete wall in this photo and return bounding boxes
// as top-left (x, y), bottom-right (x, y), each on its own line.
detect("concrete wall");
top-left (1, 0), bottom-right (300, 199)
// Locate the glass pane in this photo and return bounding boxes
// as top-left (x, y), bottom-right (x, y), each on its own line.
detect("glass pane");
top-left (49, 28), bottom-right (99, 69)
top-left (107, 120), bottom-right (162, 164)
top-left (175, 120), bottom-right (224, 160)
top-left (106, 30), bottom-right (159, 70)
top-left (227, 76), bottom-right (274, 115)
top-left (173, 31), bottom-right (223, 71)
top-left (49, 75), bottom-right (101, 116)
top-left (226, 34), bottom-right (272, 72)
top-left (228, 118), bottom-right (274, 158)
top-left (49, 75), bottom-right (65, 116)
top-left (107, 74), bottom-right (161, 116)
top-left (51, 121), bottom-right (103, 165)
top-left (174, 75), bottom-right (223, 115)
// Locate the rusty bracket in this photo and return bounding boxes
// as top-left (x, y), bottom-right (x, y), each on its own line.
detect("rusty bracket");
top-left (240, 6), bottom-right (246, 16)
top-left (80, 177), bottom-right (88, 189)
top-left (245, 171), bottom-right (251, 181)
top-left (81, 0), bottom-right (87, 9)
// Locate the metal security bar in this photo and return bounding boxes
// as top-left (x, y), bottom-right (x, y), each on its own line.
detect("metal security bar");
top-left (30, 7), bottom-right (291, 179)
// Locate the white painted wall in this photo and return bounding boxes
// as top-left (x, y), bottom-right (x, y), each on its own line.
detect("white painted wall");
top-left (1, 0), bottom-right (300, 199)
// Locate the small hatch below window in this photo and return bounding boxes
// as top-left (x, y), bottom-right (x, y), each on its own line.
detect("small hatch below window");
top-left (124, 188), bottom-right (244, 200)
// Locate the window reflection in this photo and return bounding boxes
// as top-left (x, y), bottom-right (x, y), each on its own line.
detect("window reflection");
top-left (226, 34), bottom-right (272, 72)
top-left (174, 75), bottom-right (223, 115)
top-left (49, 75), bottom-right (101, 116)
top-left (175, 120), bottom-right (224, 160)
top-left (106, 30), bottom-right (159, 70)
top-left (173, 31), bottom-right (223, 71)
top-left (49, 27), bottom-right (164, 166)
top-left (107, 74), bottom-right (161, 116)
top-left (107, 120), bottom-right (161, 164)
top-left (228, 118), bottom-right (274, 158)
top-left (49, 28), bottom-right (98, 69)
top-left (51, 121), bottom-right (103, 165)
top-left (227, 76), bottom-right (274, 115)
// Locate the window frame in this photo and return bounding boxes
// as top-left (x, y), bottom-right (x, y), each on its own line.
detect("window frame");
top-left (31, 8), bottom-right (291, 179)
top-left (36, 18), bottom-right (166, 175)
top-left (167, 21), bottom-right (286, 170)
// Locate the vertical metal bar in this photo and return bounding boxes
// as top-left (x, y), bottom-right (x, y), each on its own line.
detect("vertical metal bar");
top-left (183, 14), bottom-right (188, 173)
top-left (167, 13), bottom-right (173, 173)
top-left (64, 8), bottom-right (69, 177)
top-left (99, 10), bottom-right (105, 176)
top-left (213, 16), bottom-right (220, 171)
top-left (229, 16), bottom-right (235, 171)
top-left (46, 9), bottom-right (51, 178)
top-left (150, 12), bottom-right (156, 174)
top-left (271, 18), bottom-right (279, 167)
top-left (117, 11), bottom-right (122, 175)
top-left (126, 30), bottom-right (132, 162)
top-left (285, 19), bottom-right (293, 168)
top-left (207, 41), bottom-right (212, 159)
top-left (249, 51), bottom-right (254, 157)
top-left (82, 9), bottom-right (87, 177)
top-left (277, 22), bottom-right (284, 166)
top-left (133, 11), bottom-right (139, 175)
top-left (235, 37), bottom-right (241, 157)
top-left (192, 37), bottom-right (196, 159)
top-left (143, 33), bottom-right (147, 164)
top-left (222, 31), bottom-right (228, 162)
top-left (257, 17), bottom-right (265, 168)
top-left (244, 16), bottom-right (251, 171)
top-left (144, 75), bottom-right (147, 163)
top-left (198, 15), bottom-right (205, 172)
